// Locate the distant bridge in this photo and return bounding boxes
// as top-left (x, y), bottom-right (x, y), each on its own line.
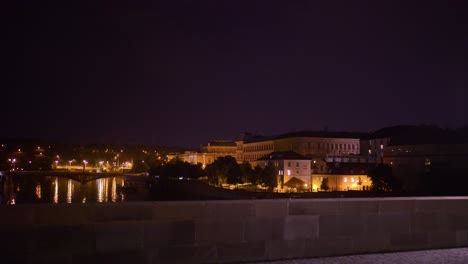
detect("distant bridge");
top-left (1, 170), bottom-right (148, 183)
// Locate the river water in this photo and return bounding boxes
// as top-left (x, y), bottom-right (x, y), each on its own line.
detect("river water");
top-left (0, 173), bottom-right (146, 205)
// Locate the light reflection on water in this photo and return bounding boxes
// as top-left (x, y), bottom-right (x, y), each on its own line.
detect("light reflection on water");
top-left (0, 174), bottom-right (133, 204)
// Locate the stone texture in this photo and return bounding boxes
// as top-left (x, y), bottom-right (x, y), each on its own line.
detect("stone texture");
top-left (203, 201), bottom-right (254, 219)
top-left (266, 239), bottom-right (306, 260)
top-left (195, 219), bottom-right (245, 245)
top-left (35, 224), bottom-right (95, 254)
top-left (0, 206), bottom-right (35, 226)
top-left (289, 200), bottom-right (342, 215)
top-left (144, 220), bottom-right (195, 247)
top-left (379, 200), bottom-right (415, 214)
top-left (456, 230), bottom-right (468, 247)
top-left (34, 204), bottom-right (92, 225)
top-left (284, 215), bottom-right (318, 240)
top-left (153, 201), bottom-right (205, 220)
top-left (216, 242), bottom-right (265, 263)
top-left (318, 214), bottom-right (364, 237)
top-left (255, 200), bottom-right (288, 217)
top-left (93, 203), bottom-right (152, 222)
top-left (305, 236), bottom-right (353, 257)
top-left (351, 233), bottom-right (391, 253)
top-left (341, 200), bottom-right (379, 215)
top-left (390, 232), bottom-right (428, 250)
top-left (95, 221), bottom-right (144, 251)
top-left (428, 230), bottom-right (456, 248)
top-left (379, 213), bottom-right (411, 233)
top-left (244, 217), bottom-right (284, 242)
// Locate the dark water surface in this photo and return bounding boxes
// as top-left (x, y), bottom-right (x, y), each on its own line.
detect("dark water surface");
top-left (0, 173), bottom-right (146, 204)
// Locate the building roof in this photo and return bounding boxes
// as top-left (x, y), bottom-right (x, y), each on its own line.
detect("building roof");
top-left (388, 126), bottom-right (467, 146)
top-left (206, 140), bottom-right (236, 147)
top-left (363, 125), bottom-right (414, 139)
top-left (273, 130), bottom-right (365, 140)
top-left (257, 151), bottom-right (310, 161)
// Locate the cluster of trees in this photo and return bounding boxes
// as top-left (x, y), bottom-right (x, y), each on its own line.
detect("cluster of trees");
top-left (149, 159), bottom-right (203, 179)
top-left (148, 156), bottom-right (278, 189)
top-left (204, 156), bottom-right (277, 189)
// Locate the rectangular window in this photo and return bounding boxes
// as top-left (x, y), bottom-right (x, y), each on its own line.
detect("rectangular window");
top-left (287, 170), bottom-right (291, 176)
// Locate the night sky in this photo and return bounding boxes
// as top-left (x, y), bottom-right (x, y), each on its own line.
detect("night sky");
top-left (4, 1), bottom-right (467, 148)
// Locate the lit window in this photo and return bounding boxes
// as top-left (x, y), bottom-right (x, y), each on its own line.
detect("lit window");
top-left (380, 144), bottom-right (383, 150)
top-left (287, 170), bottom-right (291, 176)
top-left (344, 177), bottom-right (347, 182)
top-left (351, 178), bottom-right (354, 183)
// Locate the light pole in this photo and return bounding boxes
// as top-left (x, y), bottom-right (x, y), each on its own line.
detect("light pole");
top-left (68, 160), bottom-right (73, 170)
top-left (83, 160), bottom-right (88, 173)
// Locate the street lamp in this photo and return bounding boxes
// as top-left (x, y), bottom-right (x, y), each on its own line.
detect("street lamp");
top-left (68, 160), bottom-right (73, 170)
top-left (83, 160), bottom-right (88, 173)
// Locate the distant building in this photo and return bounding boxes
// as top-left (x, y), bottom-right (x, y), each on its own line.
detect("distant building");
top-left (169, 140), bottom-right (237, 168)
top-left (253, 151), bottom-right (311, 190)
top-left (237, 131), bottom-right (365, 173)
top-left (383, 126), bottom-right (468, 191)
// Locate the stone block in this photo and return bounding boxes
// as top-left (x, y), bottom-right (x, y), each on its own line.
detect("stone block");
top-left (284, 215), bottom-right (318, 240)
top-left (0, 226), bottom-right (37, 254)
top-left (93, 203), bottom-right (152, 222)
top-left (456, 230), bottom-right (468, 247)
top-left (379, 199), bottom-right (415, 215)
top-left (144, 220), bottom-right (195, 247)
top-left (244, 217), bottom-right (284, 242)
top-left (414, 199), bottom-right (446, 213)
top-left (76, 250), bottom-right (149, 264)
top-left (216, 242), bottom-right (265, 263)
top-left (318, 214), bottom-right (364, 237)
top-left (153, 201), bottom-right (205, 220)
top-left (0, 206), bottom-right (35, 226)
top-left (444, 199), bottom-right (468, 213)
top-left (362, 214), bottom-right (380, 233)
top-left (411, 212), bottom-right (447, 232)
top-left (34, 204), bottom-right (92, 225)
top-left (154, 245), bottom-right (216, 264)
top-left (289, 200), bottom-right (342, 215)
top-left (305, 236), bottom-right (353, 257)
top-left (195, 219), bottom-right (245, 245)
top-left (428, 230), bottom-right (456, 248)
top-left (447, 213), bottom-right (468, 230)
top-left (378, 214), bottom-right (411, 233)
top-left (390, 232), bottom-right (428, 250)
top-left (351, 233), bottom-right (390, 253)
top-left (265, 239), bottom-right (305, 260)
top-left (95, 221), bottom-right (144, 251)
top-left (254, 200), bottom-right (288, 217)
top-left (35, 224), bottom-right (95, 254)
top-left (204, 201), bottom-right (254, 219)
top-left (341, 200), bottom-right (379, 215)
